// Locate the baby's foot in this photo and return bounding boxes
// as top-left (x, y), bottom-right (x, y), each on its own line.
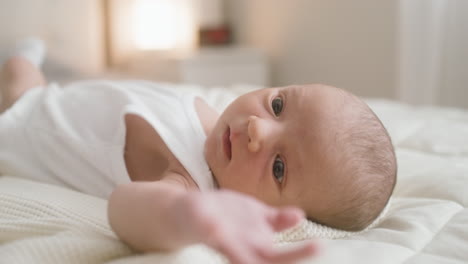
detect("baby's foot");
top-left (0, 56), bottom-right (45, 113)
top-left (10, 38), bottom-right (46, 67)
top-left (0, 38), bottom-right (46, 113)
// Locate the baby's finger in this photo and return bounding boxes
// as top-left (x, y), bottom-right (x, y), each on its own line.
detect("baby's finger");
top-left (268, 207), bottom-right (305, 232)
top-left (257, 241), bottom-right (318, 263)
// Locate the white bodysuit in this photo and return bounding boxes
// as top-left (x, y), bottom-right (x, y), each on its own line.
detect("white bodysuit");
top-left (0, 80), bottom-right (215, 198)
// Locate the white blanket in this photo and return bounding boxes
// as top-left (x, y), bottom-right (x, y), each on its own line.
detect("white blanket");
top-left (1, 85), bottom-right (467, 263)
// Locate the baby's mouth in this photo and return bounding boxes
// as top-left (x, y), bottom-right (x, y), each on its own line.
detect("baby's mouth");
top-left (223, 126), bottom-right (232, 160)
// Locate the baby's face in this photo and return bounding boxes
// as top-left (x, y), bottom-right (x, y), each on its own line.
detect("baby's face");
top-left (205, 84), bottom-right (353, 216)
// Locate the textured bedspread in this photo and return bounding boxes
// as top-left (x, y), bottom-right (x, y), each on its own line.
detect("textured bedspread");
top-left (0, 85), bottom-right (467, 263)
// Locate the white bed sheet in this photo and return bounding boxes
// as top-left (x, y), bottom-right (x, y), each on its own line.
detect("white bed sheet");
top-left (0, 84), bottom-right (467, 263)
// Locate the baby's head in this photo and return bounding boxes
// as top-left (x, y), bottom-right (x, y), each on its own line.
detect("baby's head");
top-left (204, 84), bottom-right (396, 231)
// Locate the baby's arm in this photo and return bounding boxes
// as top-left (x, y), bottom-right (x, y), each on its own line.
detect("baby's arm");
top-left (108, 173), bottom-right (317, 263)
top-left (108, 177), bottom-right (194, 251)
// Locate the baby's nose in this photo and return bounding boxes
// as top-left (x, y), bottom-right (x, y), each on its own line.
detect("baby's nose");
top-left (247, 115), bottom-right (266, 152)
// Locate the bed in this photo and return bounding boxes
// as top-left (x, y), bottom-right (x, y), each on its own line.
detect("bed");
top-left (0, 82), bottom-right (467, 263)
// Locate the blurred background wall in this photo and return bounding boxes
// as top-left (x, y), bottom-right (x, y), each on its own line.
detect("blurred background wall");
top-left (226, 0), bottom-right (398, 99)
top-left (0, 0), bottom-right (105, 75)
top-left (0, 0), bottom-right (466, 108)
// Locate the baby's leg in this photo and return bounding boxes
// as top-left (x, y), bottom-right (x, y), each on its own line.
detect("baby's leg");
top-left (0, 56), bottom-right (46, 113)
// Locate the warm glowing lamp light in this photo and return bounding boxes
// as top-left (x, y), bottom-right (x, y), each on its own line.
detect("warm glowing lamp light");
top-left (132, 0), bottom-right (196, 52)
top-left (132, 0), bottom-right (176, 50)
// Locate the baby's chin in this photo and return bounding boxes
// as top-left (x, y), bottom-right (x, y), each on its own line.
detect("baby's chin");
top-left (203, 139), bottom-right (221, 189)
top-left (210, 170), bottom-right (221, 189)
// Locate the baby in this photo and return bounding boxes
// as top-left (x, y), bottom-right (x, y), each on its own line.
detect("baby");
top-left (0, 43), bottom-right (396, 264)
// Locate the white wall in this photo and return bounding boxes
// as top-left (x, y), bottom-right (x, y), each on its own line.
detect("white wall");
top-left (0, 0), bottom-right (105, 75)
top-left (226, 0), bottom-right (398, 98)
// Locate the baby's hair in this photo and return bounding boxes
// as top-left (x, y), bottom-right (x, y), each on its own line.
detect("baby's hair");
top-left (310, 91), bottom-right (397, 231)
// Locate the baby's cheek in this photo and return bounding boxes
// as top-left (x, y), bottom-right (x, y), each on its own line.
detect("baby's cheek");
top-left (227, 170), bottom-right (258, 195)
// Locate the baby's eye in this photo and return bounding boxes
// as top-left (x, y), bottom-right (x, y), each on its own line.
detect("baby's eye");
top-left (271, 97), bottom-right (283, 116)
top-left (272, 156), bottom-right (285, 184)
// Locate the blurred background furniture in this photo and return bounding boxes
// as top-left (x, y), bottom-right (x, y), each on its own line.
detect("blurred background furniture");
top-left (117, 46), bottom-right (269, 87)
top-left (0, 0), bottom-right (467, 108)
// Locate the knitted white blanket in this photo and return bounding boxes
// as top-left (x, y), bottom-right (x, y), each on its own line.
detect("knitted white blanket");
top-left (0, 176), bottom-right (364, 264)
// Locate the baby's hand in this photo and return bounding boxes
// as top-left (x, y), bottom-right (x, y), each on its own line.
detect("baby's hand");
top-left (175, 190), bottom-right (318, 264)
